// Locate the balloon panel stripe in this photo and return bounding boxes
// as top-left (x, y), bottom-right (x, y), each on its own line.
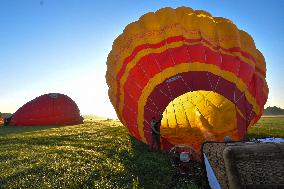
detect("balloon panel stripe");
top-left (115, 37), bottom-right (266, 113)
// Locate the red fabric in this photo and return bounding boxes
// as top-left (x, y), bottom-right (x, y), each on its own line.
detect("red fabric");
top-left (119, 43), bottom-right (264, 142)
top-left (115, 35), bottom-right (266, 110)
top-left (9, 93), bottom-right (83, 126)
top-left (119, 44), bottom-right (264, 111)
top-left (142, 71), bottom-right (255, 148)
top-left (115, 36), bottom-right (266, 147)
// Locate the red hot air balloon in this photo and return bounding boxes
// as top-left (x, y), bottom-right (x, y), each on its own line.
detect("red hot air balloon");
top-left (106, 7), bottom-right (268, 151)
top-left (9, 93), bottom-right (83, 126)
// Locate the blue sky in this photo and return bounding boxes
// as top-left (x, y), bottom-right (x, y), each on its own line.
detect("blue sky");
top-left (0, 0), bottom-right (283, 117)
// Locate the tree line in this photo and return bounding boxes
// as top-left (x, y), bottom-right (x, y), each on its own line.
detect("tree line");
top-left (263, 106), bottom-right (284, 115)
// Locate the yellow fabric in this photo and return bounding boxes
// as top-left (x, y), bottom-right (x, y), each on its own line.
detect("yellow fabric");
top-left (160, 90), bottom-right (239, 148)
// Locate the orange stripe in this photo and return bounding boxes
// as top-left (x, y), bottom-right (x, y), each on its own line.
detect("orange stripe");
top-left (118, 44), bottom-right (265, 113)
top-left (115, 35), bottom-right (265, 111)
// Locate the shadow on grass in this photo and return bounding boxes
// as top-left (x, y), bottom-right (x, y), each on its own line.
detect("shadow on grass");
top-left (117, 136), bottom-right (205, 189)
top-left (0, 125), bottom-right (65, 135)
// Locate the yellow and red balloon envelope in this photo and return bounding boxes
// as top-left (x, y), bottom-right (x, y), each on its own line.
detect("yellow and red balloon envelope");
top-left (106, 7), bottom-right (268, 151)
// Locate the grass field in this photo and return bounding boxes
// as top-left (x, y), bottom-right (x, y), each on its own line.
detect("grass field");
top-left (0, 116), bottom-right (283, 189)
top-left (247, 116), bottom-right (284, 138)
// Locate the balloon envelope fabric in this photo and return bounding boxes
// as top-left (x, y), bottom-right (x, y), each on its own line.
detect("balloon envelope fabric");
top-left (106, 7), bottom-right (268, 151)
top-left (10, 93), bottom-right (83, 126)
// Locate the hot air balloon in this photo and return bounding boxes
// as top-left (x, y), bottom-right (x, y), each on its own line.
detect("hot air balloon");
top-left (0, 113), bottom-right (3, 125)
top-left (9, 93), bottom-right (83, 126)
top-left (106, 7), bottom-right (268, 151)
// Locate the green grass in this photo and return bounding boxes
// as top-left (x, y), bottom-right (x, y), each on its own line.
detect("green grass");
top-left (0, 116), bottom-right (283, 189)
top-left (0, 121), bottom-right (204, 189)
top-left (247, 116), bottom-right (284, 138)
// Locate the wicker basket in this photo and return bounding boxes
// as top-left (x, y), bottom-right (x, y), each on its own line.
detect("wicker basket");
top-left (202, 141), bottom-right (284, 189)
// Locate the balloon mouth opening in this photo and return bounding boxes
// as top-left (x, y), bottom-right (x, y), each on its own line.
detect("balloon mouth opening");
top-left (160, 90), bottom-right (239, 149)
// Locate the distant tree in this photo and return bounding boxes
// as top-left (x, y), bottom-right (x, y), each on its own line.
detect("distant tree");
top-left (264, 106), bottom-right (284, 115)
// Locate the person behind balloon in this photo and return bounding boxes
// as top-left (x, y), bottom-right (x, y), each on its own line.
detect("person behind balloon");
top-left (150, 114), bottom-right (163, 150)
